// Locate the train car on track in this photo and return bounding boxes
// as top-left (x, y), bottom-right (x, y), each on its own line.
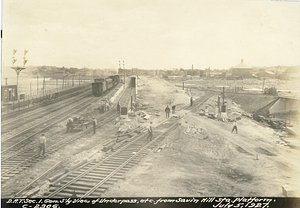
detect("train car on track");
top-left (92, 75), bottom-right (120, 97)
top-left (106, 78), bottom-right (113, 90)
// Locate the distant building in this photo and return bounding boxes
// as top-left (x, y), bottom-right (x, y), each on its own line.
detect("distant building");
top-left (257, 70), bottom-right (276, 79)
top-left (231, 59), bottom-right (252, 78)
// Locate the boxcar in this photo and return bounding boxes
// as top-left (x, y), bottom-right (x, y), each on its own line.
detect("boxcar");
top-left (108, 75), bottom-right (120, 85)
top-left (106, 78), bottom-right (113, 90)
top-left (92, 75), bottom-right (120, 97)
top-left (92, 82), bottom-right (104, 97)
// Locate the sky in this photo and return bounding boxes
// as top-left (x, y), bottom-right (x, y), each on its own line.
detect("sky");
top-left (1, 0), bottom-right (300, 70)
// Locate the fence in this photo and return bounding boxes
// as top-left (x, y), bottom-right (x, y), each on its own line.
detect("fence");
top-left (2, 84), bottom-right (91, 114)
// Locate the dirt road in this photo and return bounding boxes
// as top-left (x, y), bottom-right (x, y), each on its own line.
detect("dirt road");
top-left (103, 77), bottom-right (300, 197)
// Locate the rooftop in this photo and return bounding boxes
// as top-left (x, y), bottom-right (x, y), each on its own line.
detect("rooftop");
top-left (232, 59), bottom-right (252, 69)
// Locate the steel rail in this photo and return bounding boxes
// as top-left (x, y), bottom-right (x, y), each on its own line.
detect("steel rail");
top-left (83, 121), bottom-right (179, 197)
top-left (46, 118), bottom-right (178, 198)
top-left (1, 88), bottom-right (91, 131)
top-left (1, 97), bottom-right (94, 154)
top-left (14, 161), bottom-right (63, 197)
top-left (1, 90), bottom-right (125, 183)
top-left (1, 107), bottom-right (119, 179)
top-left (1, 84), bottom-right (91, 120)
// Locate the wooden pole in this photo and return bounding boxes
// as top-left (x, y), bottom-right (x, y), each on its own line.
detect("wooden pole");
top-left (36, 75), bottom-right (38, 95)
top-left (43, 77), bottom-right (45, 96)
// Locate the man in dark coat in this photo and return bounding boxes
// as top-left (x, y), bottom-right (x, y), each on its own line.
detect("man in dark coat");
top-left (66, 116), bottom-right (73, 133)
top-left (165, 105), bottom-right (170, 118)
top-left (38, 133), bottom-right (46, 157)
top-left (172, 105), bottom-right (176, 113)
top-left (117, 102), bottom-right (120, 114)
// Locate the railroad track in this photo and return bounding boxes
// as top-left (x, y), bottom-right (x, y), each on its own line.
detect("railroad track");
top-left (190, 91), bottom-right (215, 113)
top-left (1, 106), bottom-right (120, 184)
top-left (1, 83), bottom-right (123, 153)
top-left (1, 84), bottom-right (126, 184)
top-left (1, 84), bottom-right (91, 121)
top-left (45, 117), bottom-right (179, 198)
top-left (11, 88), bottom-right (214, 197)
top-left (1, 87), bottom-right (92, 133)
top-left (1, 95), bottom-right (94, 155)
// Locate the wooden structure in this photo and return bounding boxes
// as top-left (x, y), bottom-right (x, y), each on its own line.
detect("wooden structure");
top-left (1, 85), bottom-right (18, 102)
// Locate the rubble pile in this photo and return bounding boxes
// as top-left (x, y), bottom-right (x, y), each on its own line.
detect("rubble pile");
top-left (136, 110), bottom-right (152, 120)
top-left (253, 114), bottom-right (286, 129)
top-left (116, 123), bottom-right (135, 134)
top-left (184, 125), bottom-right (203, 136)
top-left (136, 98), bottom-right (150, 110)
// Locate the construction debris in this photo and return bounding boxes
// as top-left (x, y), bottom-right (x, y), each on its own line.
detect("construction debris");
top-left (136, 110), bottom-right (151, 120)
top-left (184, 125), bottom-right (203, 136)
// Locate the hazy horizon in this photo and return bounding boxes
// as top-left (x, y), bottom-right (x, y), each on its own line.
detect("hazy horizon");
top-left (2, 0), bottom-right (300, 70)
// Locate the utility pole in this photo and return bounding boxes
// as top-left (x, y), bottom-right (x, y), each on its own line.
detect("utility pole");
top-left (37, 75), bottom-right (39, 95)
top-left (43, 77), bottom-right (45, 96)
top-left (262, 78), bottom-right (266, 93)
top-left (223, 86), bottom-right (225, 105)
top-left (124, 73), bottom-right (126, 87)
top-left (218, 95), bottom-right (221, 117)
top-left (192, 64), bottom-right (193, 76)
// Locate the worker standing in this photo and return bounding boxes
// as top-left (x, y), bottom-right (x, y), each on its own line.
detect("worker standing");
top-left (190, 97), bottom-right (193, 106)
top-left (117, 102), bottom-right (120, 115)
top-left (165, 105), bottom-right (170, 118)
top-left (147, 122), bottom-right (153, 141)
top-left (172, 105), bottom-right (176, 113)
top-left (38, 133), bottom-right (47, 157)
top-left (66, 116), bottom-right (73, 133)
top-left (106, 101), bottom-right (110, 111)
top-left (231, 120), bottom-right (238, 134)
top-left (93, 117), bottom-right (97, 134)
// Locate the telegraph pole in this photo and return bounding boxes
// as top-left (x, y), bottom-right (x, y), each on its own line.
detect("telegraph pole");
top-left (37, 75), bottom-right (39, 95)
top-left (223, 86), bottom-right (225, 105)
top-left (43, 77), bottom-right (45, 96)
top-left (262, 78), bottom-right (266, 93)
top-left (192, 64), bottom-right (193, 76)
top-left (123, 61), bottom-right (125, 86)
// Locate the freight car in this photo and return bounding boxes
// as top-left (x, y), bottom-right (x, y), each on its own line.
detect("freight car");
top-left (92, 75), bottom-right (120, 97)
